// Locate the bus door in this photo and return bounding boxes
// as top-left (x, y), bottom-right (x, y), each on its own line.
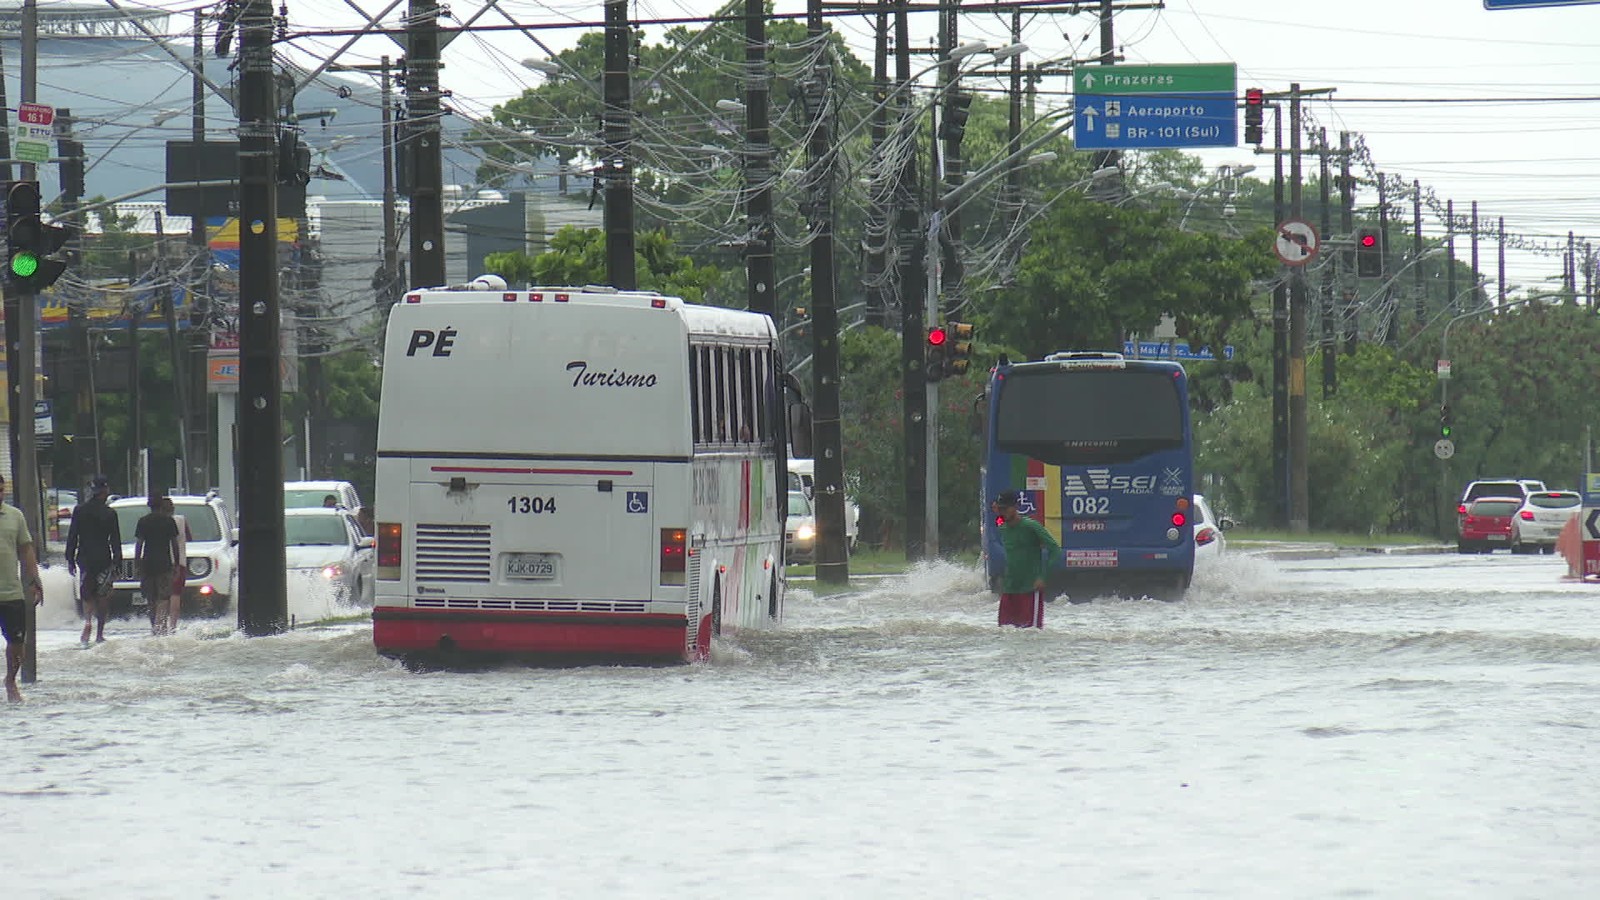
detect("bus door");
top-left (406, 463), bottom-right (659, 602)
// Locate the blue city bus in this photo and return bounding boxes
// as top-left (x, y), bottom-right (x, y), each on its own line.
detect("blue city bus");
top-left (980, 351), bottom-right (1195, 601)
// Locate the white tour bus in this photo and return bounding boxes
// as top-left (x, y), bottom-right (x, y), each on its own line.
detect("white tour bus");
top-left (373, 280), bottom-right (811, 666)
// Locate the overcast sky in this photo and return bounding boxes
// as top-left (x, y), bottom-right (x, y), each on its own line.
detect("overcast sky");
top-left (256, 0), bottom-right (1600, 288)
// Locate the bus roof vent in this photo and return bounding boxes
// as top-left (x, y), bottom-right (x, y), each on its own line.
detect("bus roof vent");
top-left (1045, 351), bottom-right (1126, 369)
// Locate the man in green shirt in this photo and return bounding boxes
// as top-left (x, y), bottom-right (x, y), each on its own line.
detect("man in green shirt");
top-left (992, 490), bottom-right (1061, 628)
top-left (0, 474), bottom-right (45, 703)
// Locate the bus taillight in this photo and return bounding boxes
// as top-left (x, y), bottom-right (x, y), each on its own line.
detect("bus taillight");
top-left (377, 522), bottom-right (402, 579)
top-left (660, 528), bottom-right (688, 585)
top-left (1171, 511), bottom-right (1187, 528)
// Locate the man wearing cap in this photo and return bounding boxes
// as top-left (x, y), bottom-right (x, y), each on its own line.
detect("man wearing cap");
top-left (991, 490), bottom-right (1061, 628)
top-left (0, 473), bottom-right (44, 702)
top-left (67, 475), bottom-right (123, 645)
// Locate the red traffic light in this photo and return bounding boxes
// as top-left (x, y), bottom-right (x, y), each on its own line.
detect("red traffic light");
top-left (1359, 233), bottom-right (1378, 248)
top-left (927, 326), bottom-right (948, 347)
top-left (1244, 87), bottom-right (1264, 106)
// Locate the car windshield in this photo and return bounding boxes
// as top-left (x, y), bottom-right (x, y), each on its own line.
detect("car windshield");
top-left (788, 493), bottom-right (812, 516)
top-left (1529, 493), bottom-right (1580, 509)
top-left (1471, 500), bottom-right (1520, 517)
top-left (114, 503), bottom-right (222, 542)
top-left (285, 516), bottom-right (351, 546)
top-left (286, 489), bottom-right (341, 508)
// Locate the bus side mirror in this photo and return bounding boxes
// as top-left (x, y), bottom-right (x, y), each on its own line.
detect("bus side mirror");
top-left (787, 402), bottom-right (814, 459)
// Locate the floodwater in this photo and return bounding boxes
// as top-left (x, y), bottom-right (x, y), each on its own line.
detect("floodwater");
top-left (7, 550), bottom-right (1599, 898)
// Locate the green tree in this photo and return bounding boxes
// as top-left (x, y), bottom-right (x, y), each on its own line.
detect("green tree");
top-left (485, 226), bottom-right (724, 305)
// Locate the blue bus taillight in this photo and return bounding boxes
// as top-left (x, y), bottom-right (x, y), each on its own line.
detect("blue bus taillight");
top-left (1171, 512), bottom-right (1187, 528)
top-left (377, 522), bottom-right (402, 580)
top-left (661, 528), bottom-right (688, 585)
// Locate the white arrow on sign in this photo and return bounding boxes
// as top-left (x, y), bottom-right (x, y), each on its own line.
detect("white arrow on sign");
top-left (1081, 71), bottom-right (1097, 90)
top-left (1586, 508), bottom-right (1600, 540)
top-left (1080, 105), bottom-right (1099, 132)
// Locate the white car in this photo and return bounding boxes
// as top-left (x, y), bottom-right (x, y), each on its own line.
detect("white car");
top-left (1511, 489), bottom-right (1580, 555)
top-left (1192, 493), bottom-right (1230, 561)
top-left (284, 507), bottom-right (375, 605)
top-left (785, 490), bottom-right (817, 564)
top-left (109, 492), bottom-right (238, 618)
top-left (284, 480), bottom-right (363, 512)
top-left (787, 458), bottom-right (860, 550)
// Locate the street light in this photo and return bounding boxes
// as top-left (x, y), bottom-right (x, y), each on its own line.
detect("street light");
top-left (521, 58), bottom-right (562, 76)
top-left (1178, 163), bottom-right (1255, 229)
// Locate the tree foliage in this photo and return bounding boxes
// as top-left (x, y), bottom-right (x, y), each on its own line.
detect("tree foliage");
top-left (484, 226), bottom-right (723, 305)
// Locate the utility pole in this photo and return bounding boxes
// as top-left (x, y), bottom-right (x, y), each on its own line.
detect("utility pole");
top-left (602, 0), bottom-right (636, 289)
top-left (862, 0), bottom-right (890, 328)
top-left (1317, 128), bottom-right (1334, 399)
top-left (189, 8), bottom-right (210, 491)
top-left (1003, 7), bottom-right (1024, 274)
top-left (406, 0), bottom-right (446, 288)
top-left (155, 213), bottom-right (192, 492)
top-left (1090, 0), bottom-right (1120, 186)
top-left (126, 252), bottom-right (142, 494)
top-left (381, 57), bottom-right (399, 305)
top-left (1498, 217), bottom-right (1506, 303)
top-left (1288, 83), bottom-right (1309, 534)
top-left (1375, 168), bottom-right (1389, 347)
top-left (1339, 132), bottom-right (1356, 354)
top-left (1446, 200), bottom-right (1456, 313)
top-left (235, 0), bottom-right (287, 634)
top-left (1470, 201), bottom-right (1480, 307)
top-left (923, 1), bottom-right (957, 557)
top-left (806, 0), bottom-right (847, 584)
top-left (894, 1), bottom-right (926, 561)
top-left (1412, 180), bottom-right (1423, 325)
top-left (1270, 101), bottom-right (1288, 529)
top-left (742, 0), bottom-right (775, 316)
top-left (57, 109), bottom-right (97, 484)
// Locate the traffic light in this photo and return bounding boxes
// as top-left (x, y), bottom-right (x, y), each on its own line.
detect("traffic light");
top-left (1440, 404), bottom-right (1452, 438)
top-left (925, 325), bottom-right (949, 381)
top-left (1243, 88), bottom-right (1264, 145)
top-left (939, 91), bottom-right (973, 144)
top-left (6, 180), bottom-right (73, 293)
top-left (1355, 227), bottom-right (1384, 278)
top-left (945, 321), bottom-right (974, 378)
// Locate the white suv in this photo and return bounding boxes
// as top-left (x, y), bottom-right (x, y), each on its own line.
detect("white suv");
top-left (109, 492), bottom-right (239, 618)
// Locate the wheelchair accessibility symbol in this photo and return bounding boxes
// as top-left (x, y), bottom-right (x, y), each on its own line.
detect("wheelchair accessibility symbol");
top-left (626, 491), bottom-right (649, 514)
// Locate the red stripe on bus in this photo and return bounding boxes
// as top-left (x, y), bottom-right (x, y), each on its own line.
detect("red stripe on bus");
top-left (429, 466), bottom-right (636, 476)
top-left (373, 608), bottom-right (690, 660)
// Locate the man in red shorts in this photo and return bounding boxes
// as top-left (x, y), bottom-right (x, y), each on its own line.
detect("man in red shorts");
top-left (992, 490), bottom-right (1061, 628)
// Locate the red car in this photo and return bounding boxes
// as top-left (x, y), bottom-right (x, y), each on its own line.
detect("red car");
top-left (1458, 496), bottom-right (1520, 554)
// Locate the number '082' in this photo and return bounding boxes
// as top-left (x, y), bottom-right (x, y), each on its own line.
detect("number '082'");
top-left (507, 496), bottom-right (557, 514)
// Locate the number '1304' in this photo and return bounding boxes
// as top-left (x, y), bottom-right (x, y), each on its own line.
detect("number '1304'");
top-left (508, 496), bottom-right (557, 514)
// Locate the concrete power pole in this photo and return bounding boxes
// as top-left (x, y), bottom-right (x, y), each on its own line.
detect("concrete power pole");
top-left (743, 0), bottom-right (775, 316)
top-left (602, 0), bottom-right (636, 290)
top-left (807, 0), bottom-right (848, 585)
top-left (894, 1), bottom-right (927, 561)
top-left (406, 0), bottom-right (445, 289)
top-left (235, 0), bottom-right (287, 634)
top-left (1288, 84), bottom-right (1309, 534)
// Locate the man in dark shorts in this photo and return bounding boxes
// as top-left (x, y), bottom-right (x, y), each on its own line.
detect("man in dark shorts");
top-left (66, 475), bottom-right (123, 645)
top-left (133, 493), bottom-right (181, 636)
top-left (1, 474), bottom-right (45, 703)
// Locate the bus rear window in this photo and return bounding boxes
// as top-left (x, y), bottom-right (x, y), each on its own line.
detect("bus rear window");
top-left (996, 369), bottom-right (1183, 464)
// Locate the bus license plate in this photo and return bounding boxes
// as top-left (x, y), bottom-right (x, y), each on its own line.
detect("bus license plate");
top-left (506, 553), bottom-right (559, 579)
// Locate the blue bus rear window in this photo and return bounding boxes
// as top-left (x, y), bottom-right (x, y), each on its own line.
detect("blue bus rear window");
top-left (996, 370), bottom-right (1183, 464)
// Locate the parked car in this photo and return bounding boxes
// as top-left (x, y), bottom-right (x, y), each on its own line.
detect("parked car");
top-left (284, 480), bottom-right (362, 512)
top-left (788, 458), bottom-right (859, 549)
top-left (46, 488), bottom-right (77, 542)
top-left (1192, 493), bottom-right (1230, 561)
top-left (785, 490), bottom-right (817, 564)
top-left (1511, 490), bottom-right (1581, 555)
top-left (284, 507), bottom-right (375, 605)
top-left (109, 492), bottom-right (238, 617)
top-left (1458, 496), bottom-right (1521, 554)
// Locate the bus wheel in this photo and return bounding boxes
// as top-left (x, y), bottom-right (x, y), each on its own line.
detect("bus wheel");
top-left (768, 571), bottom-right (780, 620)
top-left (712, 577), bottom-right (724, 637)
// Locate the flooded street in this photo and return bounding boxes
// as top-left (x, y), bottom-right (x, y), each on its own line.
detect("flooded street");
top-left (8, 551), bottom-right (1599, 898)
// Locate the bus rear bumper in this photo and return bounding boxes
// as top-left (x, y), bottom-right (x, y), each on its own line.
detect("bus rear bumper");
top-left (373, 606), bottom-right (690, 663)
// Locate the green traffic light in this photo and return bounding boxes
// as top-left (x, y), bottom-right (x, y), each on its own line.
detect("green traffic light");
top-left (1441, 425), bottom-right (1452, 438)
top-left (10, 251), bottom-right (40, 278)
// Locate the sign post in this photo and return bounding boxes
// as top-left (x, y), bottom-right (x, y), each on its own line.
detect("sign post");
top-left (1582, 473), bottom-right (1600, 580)
top-left (1073, 63), bottom-right (1238, 151)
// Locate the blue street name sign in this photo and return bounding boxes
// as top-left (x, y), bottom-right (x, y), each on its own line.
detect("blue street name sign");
top-left (1485, 1), bottom-right (1600, 9)
top-left (1122, 340), bottom-right (1234, 361)
top-left (1075, 94), bottom-right (1237, 150)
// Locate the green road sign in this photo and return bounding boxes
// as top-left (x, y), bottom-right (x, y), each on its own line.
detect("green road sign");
top-left (1074, 63), bottom-right (1237, 96)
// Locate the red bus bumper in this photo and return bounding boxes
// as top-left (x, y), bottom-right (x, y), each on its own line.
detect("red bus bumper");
top-left (373, 606), bottom-right (690, 662)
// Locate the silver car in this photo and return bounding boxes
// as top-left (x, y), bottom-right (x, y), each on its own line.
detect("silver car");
top-left (1510, 490), bottom-right (1580, 555)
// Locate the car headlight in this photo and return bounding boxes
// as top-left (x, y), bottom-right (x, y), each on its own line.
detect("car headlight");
top-left (796, 523), bottom-right (815, 542)
top-left (187, 557), bottom-right (212, 577)
top-left (321, 564), bottom-right (344, 580)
